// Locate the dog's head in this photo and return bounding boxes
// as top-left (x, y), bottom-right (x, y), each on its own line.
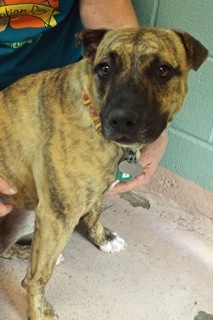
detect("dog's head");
top-left (77, 27), bottom-right (208, 146)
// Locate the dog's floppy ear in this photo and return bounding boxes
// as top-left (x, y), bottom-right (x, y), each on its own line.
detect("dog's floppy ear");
top-left (76, 29), bottom-right (108, 58)
top-left (174, 30), bottom-right (208, 71)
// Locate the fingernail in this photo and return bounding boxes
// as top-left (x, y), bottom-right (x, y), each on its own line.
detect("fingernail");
top-left (9, 188), bottom-right (17, 194)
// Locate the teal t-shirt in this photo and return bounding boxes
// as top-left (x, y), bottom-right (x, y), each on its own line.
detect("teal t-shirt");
top-left (0, 1), bottom-right (83, 89)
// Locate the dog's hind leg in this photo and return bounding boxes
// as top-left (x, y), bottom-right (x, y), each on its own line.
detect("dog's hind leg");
top-left (83, 200), bottom-right (126, 253)
top-left (0, 208), bottom-right (34, 261)
top-left (0, 208), bottom-right (64, 265)
top-left (22, 202), bottom-right (78, 320)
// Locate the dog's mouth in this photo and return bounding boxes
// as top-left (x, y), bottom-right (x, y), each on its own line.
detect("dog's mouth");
top-left (109, 137), bottom-right (143, 148)
top-left (105, 135), bottom-right (157, 146)
top-left (101, 124), bottom-right (164, 146)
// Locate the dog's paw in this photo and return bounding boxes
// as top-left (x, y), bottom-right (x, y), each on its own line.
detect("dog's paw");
top-left (0, 244), bottom-right (31, 261)
top-left (99, 233), bottom-right (127, 253)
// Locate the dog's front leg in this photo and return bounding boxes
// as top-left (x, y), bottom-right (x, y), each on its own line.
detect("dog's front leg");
top-left (83, 200), bottom-right (126, 253)
top-left (22, 203), bottom-right (77, 320)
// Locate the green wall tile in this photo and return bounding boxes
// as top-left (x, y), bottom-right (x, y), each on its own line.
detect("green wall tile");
top-left (131, 0), bottom-right (213, 191)
top-left (155, 0), bottom-right (212, 53)
top-left (161, 127), bottom-right (213, 191)
top-left (171, 59), bottom-right (213, 143)
top-left (132, 0), bottom-right (159, 26)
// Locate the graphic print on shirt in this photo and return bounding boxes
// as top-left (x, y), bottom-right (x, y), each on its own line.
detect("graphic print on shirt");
top-left (0, 0), bottom-right (60, 32)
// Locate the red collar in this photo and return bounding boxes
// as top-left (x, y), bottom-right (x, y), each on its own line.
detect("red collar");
top-left (82, 92), bottom-right (102, 135)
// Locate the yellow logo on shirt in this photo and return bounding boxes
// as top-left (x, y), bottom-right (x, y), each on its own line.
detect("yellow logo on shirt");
top-left (0, 1), bottom-right (60, 31)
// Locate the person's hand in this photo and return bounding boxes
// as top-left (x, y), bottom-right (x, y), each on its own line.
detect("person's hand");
top-left (0, 177), bottom-right (16, 216)
top-left (108, 129), bottom-right (168, 194)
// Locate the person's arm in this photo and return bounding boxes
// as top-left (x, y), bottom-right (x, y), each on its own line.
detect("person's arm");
top-left (79, 0), bottom-right (139, 29)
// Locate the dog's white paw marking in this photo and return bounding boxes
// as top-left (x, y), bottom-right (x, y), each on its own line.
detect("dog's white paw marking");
top-left (56, 254), bottom-right (65, 266)
top-left (100, 233), bottom-right (127, 253)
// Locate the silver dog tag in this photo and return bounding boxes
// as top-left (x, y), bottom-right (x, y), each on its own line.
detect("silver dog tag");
top-left (119, 160), bottom-right (143, 177)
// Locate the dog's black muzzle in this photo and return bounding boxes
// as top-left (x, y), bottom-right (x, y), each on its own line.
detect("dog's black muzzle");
top-left (100, 84), bottom-right (169, 145)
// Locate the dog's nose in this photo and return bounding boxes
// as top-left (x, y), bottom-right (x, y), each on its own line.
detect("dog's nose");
top-left (108, 109), bottom-right (139, 132)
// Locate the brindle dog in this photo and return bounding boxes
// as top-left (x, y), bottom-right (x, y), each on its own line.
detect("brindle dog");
top-left (0, 28), bottom-right (208, 319)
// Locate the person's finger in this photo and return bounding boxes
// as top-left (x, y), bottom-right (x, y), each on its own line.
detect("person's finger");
top-left (0, 202), bottom-right (14, 216)
top-left (107, 174), bottom-right (147, 194)
top-left (0, 177), bottom-right (16, 195)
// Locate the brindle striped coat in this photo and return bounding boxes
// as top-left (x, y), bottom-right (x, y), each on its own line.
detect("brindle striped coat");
top-left (0, 27), bottom-right (208, 319)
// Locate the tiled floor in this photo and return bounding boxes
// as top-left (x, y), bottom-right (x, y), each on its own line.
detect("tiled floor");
top-left (0, 167), bottom-right (213, 320)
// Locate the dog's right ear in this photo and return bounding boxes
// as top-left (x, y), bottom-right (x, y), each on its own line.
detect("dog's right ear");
top-left (174, 30), bottom-right (208, 71)
top-left (76, 29), bottom-right (108, 58)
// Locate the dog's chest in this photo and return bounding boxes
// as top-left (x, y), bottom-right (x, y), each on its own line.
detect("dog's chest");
top-left (77, 140), bottom-right (124, 191)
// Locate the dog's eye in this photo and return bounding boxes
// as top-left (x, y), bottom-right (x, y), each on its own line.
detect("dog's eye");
top-left (156, 65), bottom-right (171, 78)
top-left (97, 63), bottom-right (111, 78)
